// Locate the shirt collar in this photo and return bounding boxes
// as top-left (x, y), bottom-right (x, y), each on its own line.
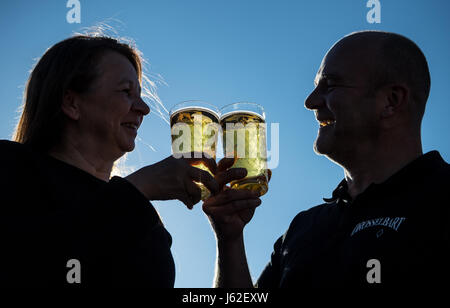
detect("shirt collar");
top-left (323, 179), bottom-right (351, 204)
top-left (323, 151), bottom-right (446, 205)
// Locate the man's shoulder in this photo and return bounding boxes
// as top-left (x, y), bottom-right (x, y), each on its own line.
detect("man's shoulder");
top-left (291, 202), bottom-right (333, 222)
top-left (423, 151), bottom-right (450, 187)
top-left (285, 202), bottom-right (339, 238)
top-left (436, 153), bottom-right (450, 175)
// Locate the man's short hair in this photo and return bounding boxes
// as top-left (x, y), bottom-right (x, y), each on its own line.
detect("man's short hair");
top-left (347, 31), bottom-right (431, 120)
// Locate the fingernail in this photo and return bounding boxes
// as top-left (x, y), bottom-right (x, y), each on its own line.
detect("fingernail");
top-left (251, 199), bottom-right (261, 205)
top-left (237, 168), bottom-right (247, 176)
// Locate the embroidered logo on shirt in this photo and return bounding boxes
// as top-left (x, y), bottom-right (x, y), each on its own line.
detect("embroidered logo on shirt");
top-left (350, 217), bottom-right (406, 237)
top-left (376, 229), bottom-right (384, 238)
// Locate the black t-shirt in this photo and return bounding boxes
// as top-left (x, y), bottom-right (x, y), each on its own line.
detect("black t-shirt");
top-left (257, 151), bottom-right (450, 288)
top-left (0, 140), bottom-right (175, 287)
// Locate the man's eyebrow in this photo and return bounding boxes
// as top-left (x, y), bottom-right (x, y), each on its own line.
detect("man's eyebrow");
top-left (314, 73), bottom-right (343, 86)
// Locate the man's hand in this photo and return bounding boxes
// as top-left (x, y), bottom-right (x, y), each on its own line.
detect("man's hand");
top-left (203, 158), bottom-right (271, 287)
top-left (203, 188), bottom-right (261, 241)
top-left (203, 158), bottom-right (262, 241)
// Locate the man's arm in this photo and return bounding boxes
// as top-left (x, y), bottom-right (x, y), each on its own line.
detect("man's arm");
top-left (203, 189), bottom-right (260, 287)
top-left (214, 235), bottom-right (253, 288)
top-left (202, 159), bottom-right (262, 288)
top-left (203, 163), bottom-right (261, 288)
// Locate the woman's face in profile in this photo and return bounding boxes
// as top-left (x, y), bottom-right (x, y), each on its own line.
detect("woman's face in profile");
top-left (75, 51), bottom-right (150, 159)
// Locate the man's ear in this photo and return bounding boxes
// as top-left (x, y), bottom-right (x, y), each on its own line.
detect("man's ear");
top-left (380, 84), bottom-right (409, 118)
top-left (61, 90), bottom-right (81, 120)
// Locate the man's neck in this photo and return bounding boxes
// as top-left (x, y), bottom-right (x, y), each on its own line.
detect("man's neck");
top-left (340, 141), bottom-right (423, 200)
top-left (49, 139), bottom-right (114, 182)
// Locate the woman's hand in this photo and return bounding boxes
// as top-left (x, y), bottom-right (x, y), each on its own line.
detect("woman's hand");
top-left (125, 153), bottom-right (219, 209)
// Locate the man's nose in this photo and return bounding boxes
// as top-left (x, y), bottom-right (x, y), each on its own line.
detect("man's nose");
top-left (304, 87), bottom-right (324, 110)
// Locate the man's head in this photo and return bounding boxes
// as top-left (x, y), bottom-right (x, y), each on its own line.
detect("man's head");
top-left (304, 31), bottom-right (430, 162)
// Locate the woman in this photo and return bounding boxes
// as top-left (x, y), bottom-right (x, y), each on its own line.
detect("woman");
top-left (0, 34), bottom-right (224, 287)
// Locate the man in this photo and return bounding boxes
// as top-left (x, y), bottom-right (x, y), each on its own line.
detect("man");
top-left (203, 30), bottom-right (450, 287)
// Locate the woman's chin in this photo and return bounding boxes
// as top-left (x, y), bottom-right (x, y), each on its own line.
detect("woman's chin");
top-left (118, 139), bottom-right (136, 153)
top-left (124, 142), bottom-right (136, 152)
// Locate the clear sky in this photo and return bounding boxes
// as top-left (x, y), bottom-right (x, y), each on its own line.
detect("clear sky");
top-left (1, 0), bottom-right (449, 287)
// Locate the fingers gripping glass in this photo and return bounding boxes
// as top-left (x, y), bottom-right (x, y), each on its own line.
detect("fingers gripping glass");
top-left (219, 102), bottom-right (269, 196)
top-left (170, 101), bottom-right (220, 200)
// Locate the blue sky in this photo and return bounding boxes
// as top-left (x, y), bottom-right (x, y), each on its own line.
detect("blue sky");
top-left (1, 0), bottom-right (449, 287)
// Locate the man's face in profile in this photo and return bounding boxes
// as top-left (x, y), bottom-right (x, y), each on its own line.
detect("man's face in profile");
top-left (304, 37), bottom-right (382, 161)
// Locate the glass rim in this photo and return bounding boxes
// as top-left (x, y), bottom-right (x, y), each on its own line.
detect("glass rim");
top-left (219, 101), bottom-right (265, 120)
top-left (169, 100), bottom-right (220, 118)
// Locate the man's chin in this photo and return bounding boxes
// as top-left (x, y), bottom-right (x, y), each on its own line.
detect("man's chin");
top-left (313, 139), bottom-right (331, 156)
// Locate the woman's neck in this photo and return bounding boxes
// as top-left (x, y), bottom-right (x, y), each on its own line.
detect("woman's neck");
top-left (49, 141), bottom-right (114, 182)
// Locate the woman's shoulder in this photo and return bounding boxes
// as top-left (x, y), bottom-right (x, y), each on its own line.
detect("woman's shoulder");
top-left (0, 139), bottom-right (23, 148)
top-left (0, 140), bottom-right (43, 173)
top-left (0, 139), bottom-right (32, 157)
top-left (0, 139), bottom-right (36, 166)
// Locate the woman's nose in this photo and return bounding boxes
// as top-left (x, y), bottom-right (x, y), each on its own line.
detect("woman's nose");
top-left (134, 97), bottom-right (150, 116)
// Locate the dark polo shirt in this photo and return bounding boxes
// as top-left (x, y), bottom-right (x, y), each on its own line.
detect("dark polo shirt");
top-left (0, 140), bottom-right (175, 287)
top-left (257, 151), bottom-right (450, 288)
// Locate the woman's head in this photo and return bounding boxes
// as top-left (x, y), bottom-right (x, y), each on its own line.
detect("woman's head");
top-left (14, 35), bottom-right (150, 159)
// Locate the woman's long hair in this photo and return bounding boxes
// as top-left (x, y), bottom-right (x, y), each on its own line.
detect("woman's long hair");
top-left (13, 35), bottom-right (144, 153)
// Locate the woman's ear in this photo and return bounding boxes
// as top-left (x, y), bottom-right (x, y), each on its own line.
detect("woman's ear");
top-left (61, 90), bottom-right (81, 120)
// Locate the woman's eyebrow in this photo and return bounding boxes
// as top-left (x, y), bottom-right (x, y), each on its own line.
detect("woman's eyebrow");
top-left (117, 78), bottom-right (142, 94)
top-left (117, 78), bottom-right (135, 86)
